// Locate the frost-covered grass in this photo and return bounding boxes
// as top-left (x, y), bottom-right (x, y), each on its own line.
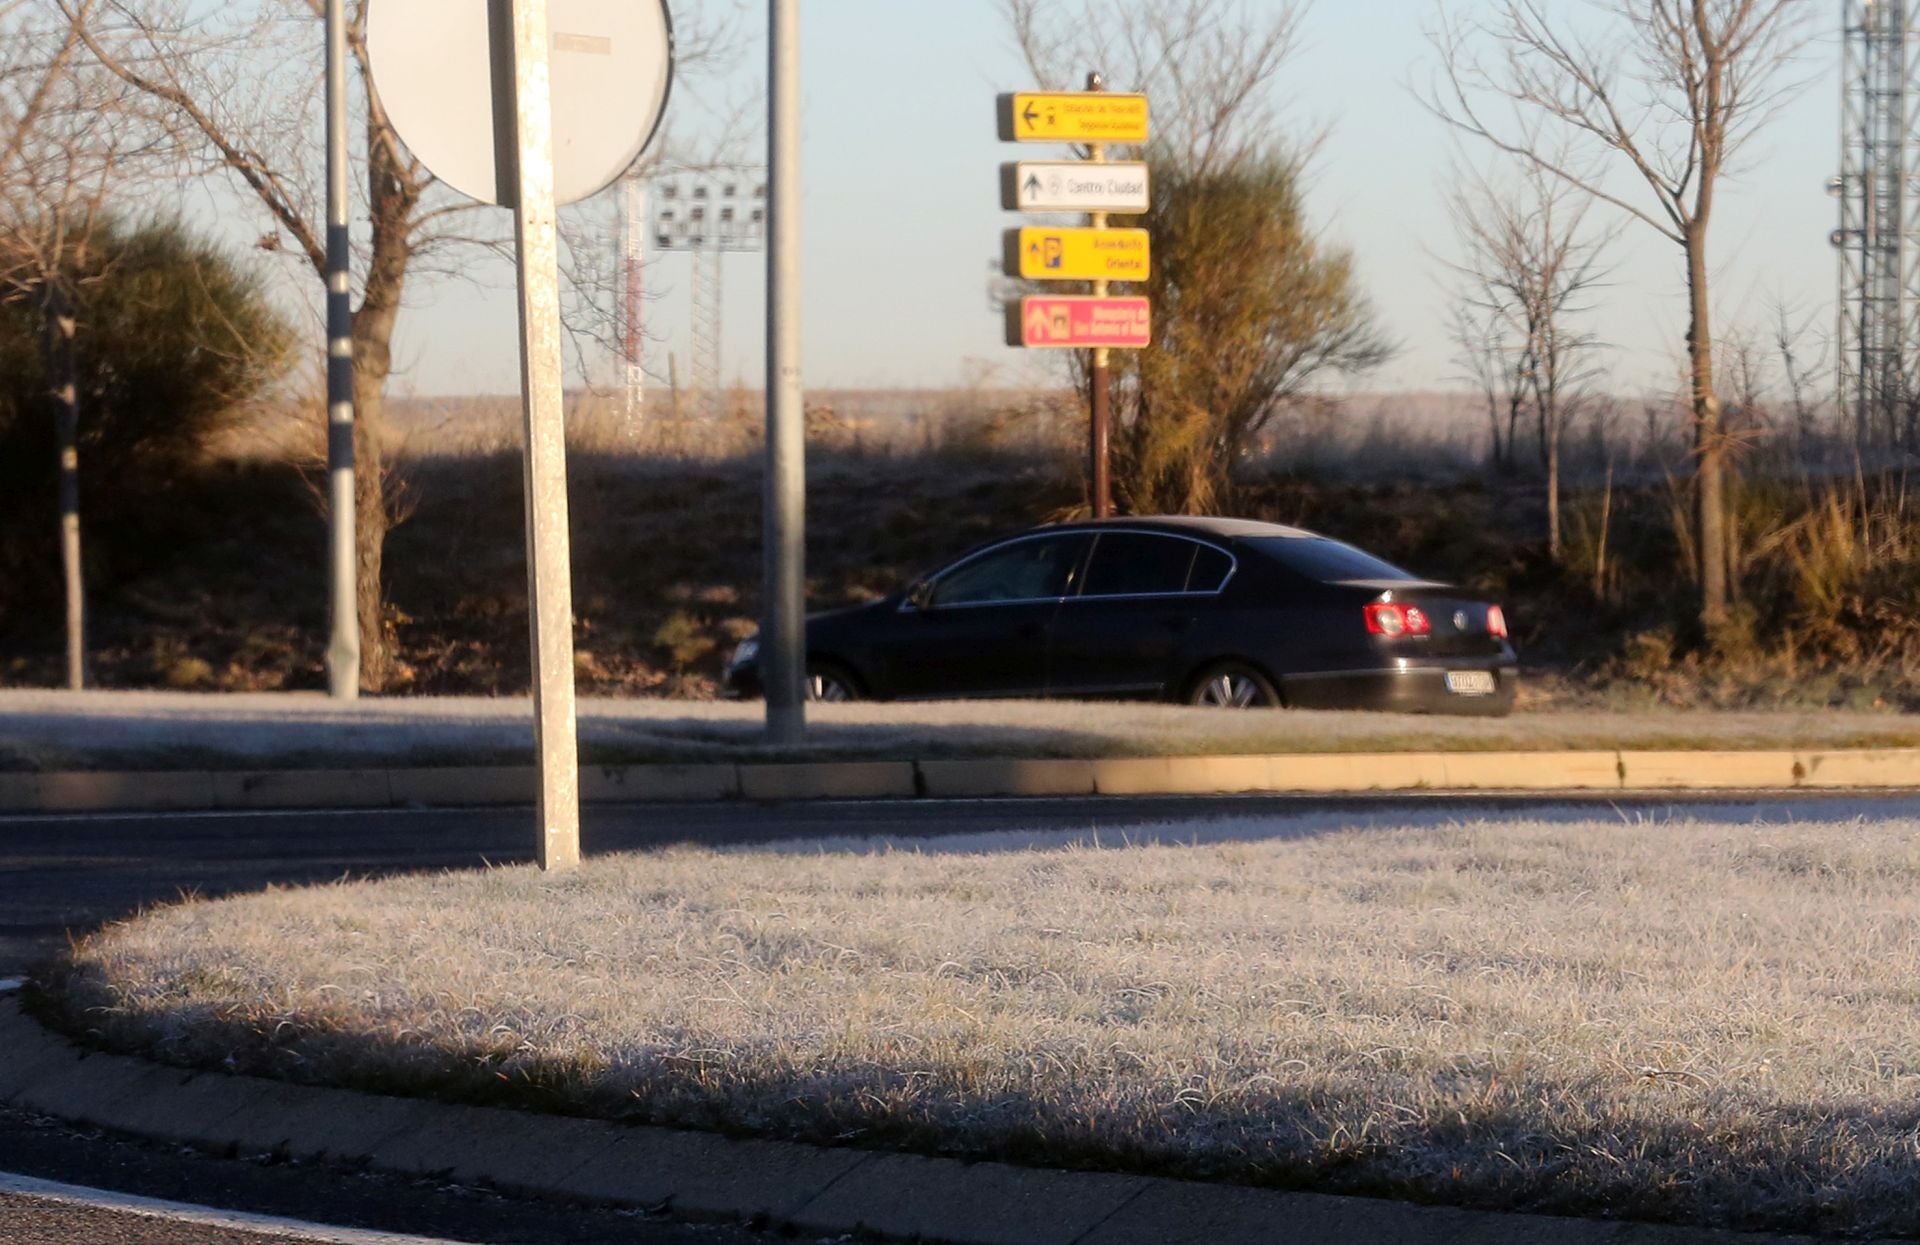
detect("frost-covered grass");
top-left (48, 812), bottom-right (1920, 1237)
top-left (3, 689), bottom-right (1918, 771)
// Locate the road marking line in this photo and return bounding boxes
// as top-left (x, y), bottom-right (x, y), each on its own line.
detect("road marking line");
top-left (0, 806), bottom-right (469, 826)
top-left (0, 1171), bottom-right (478, 1244)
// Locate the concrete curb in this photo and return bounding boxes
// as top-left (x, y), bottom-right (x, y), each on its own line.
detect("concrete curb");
top-left (2, 747), bottom-right (1918, 814)
top-left (0, 996), bottom-right (1842, 1245)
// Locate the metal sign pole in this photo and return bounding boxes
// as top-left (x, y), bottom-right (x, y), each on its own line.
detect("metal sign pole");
top-left (1085, 72), bottom-right (1113, 519)
top-left (764, 0), bottom-right (806, 743)
top-left (324, 0), bottom-right (359, 699)
top-left (493, 0), bottom-right (582, 870)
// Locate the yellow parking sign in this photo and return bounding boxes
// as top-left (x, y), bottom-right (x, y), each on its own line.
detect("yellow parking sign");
top-left (1003, 227), bottom-right (1151, 282)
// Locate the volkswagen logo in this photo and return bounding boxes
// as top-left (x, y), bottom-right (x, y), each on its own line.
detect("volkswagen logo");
top-left (1454, 610), bottom-right (1470, 632)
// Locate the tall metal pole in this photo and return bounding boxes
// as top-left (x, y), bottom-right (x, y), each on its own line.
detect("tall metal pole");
top-left (45, 284), bottom-right (85, 691)
top-left (493, 0), bottom-right (582, 870)
top-left (1085, 71), bottom-right (1113, 518)
top-left (324, 0), bottom-right (359, 699)
top-left (764, 0), bottom-right (806, 743)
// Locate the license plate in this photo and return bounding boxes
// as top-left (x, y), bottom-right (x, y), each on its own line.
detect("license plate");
top-left (1445, 671), bottom-right (1497, 696)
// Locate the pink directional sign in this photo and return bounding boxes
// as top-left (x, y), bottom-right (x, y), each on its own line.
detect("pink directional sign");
top-left (1008, 296), bottom-right (1152, 349)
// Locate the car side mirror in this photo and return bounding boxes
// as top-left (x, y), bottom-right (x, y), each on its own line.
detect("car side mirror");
top-left (906, 579), bottom-right (935, 611)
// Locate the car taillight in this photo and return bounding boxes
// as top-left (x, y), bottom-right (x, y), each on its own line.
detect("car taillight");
top-left (1487, 605), bottom-right (1508, 639)
top-left (1364, 603), bottom-right (1431, 637)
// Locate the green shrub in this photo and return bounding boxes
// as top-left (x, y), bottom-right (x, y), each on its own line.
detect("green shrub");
top-left (0, 217), bottom-right (292, 627)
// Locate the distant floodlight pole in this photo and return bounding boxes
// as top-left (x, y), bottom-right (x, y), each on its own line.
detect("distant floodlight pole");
top-left (324, 0), bottom-right (359, 699)
top-left (649, 171), bottom-right (766, 435)
top-left (765, 0), bottom-right (805, 743)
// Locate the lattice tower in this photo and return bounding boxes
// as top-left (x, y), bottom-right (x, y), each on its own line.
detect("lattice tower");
top-left (1838, 0), bottom-right (1920, 451)
top-left (648, 172), bottom-right (768, 435)
top-left (620, 172), bottom-right (647, 433)
top-left (690, 239), bottom-right (724, 425)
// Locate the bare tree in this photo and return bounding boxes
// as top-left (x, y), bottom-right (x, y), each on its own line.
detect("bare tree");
top-left (1444, 156), bottom-right (1615, 559)
top-left (1446, 297), bottom-right (1523, 474)
top-left (1425, 0), bottom-right (1814, 638)
top-left (1004, 0), bottom-right (1309, 175)
top-left (68, 0), bottom-right (743, 690)
top-left (65, 0), bottom-right (470, 689)
top-left (1768, 297), bottom-right (1830, 459)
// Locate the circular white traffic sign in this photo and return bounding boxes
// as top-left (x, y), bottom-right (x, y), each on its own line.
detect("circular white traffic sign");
top-left (367, 0), bottom-right (673, 207)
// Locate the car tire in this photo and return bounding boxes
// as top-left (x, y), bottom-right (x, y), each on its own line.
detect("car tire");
top-left (804, 660), bottom-right (862, 703)
top-left (1184, 661), bottom-right (1281, 710)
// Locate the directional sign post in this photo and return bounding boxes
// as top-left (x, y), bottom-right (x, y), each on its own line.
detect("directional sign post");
top-left (1002, 161), bottom-right (1150, 214)
top-left (998, 75), bottom-right (1151, 519)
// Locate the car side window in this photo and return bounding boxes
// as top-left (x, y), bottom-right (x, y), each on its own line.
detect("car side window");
top-left (1187, 545), bottom-right (1234, 593)
top-left (929, 536), bottom-right (1089, 607)
top-left (1080, 533), bottom-right (1202, 597)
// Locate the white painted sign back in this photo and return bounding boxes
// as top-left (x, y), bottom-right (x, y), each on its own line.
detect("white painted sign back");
top-left (368, 0), bottom-right (673, 207)
top-left (1002, 161), bottom-right (1151, 214)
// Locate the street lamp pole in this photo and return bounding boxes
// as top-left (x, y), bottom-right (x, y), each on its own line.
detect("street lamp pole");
top-left (764, 0), bottom-right (806, 743)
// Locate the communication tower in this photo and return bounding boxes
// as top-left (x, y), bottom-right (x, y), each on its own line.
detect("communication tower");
top-left (1836, 0), bottom-right (1920, 450)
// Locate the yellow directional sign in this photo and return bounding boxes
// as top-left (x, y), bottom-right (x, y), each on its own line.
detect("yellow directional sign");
top-left (998, 92), bottom-right (1150, 144)
top-left (1004, 227), bottom-right (1150, 282)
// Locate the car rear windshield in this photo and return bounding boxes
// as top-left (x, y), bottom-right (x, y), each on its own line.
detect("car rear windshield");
top-left (1245, 536), bottom-right (1418, 583)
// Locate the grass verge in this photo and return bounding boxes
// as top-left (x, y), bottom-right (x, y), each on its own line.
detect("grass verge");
top-left (42, 812), bottom-right (1920, 1237)
top-left (2, 697), bottom-right (1920, 772)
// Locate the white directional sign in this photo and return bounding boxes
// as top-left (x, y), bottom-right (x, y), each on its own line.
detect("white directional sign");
top-left (368, 0), bottom-right (674, 207)
top-left (1002, 162), bottom-right (1150, 214)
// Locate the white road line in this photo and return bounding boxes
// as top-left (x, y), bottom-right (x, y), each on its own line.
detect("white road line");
top-left (0, 807), bottom-right (462, 826)
top-left (0, 1171), bottom-right (479, 1245)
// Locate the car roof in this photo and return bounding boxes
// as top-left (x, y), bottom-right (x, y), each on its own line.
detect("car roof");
top-left (1046, 516), bottom-right (1323, 541)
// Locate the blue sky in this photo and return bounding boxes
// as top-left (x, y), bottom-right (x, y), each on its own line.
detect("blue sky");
top-left (383, 0), bottom-right (1844, 399)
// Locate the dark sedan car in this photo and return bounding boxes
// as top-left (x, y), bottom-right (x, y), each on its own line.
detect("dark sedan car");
top-left (724, 517), bottom-right (1518, 714)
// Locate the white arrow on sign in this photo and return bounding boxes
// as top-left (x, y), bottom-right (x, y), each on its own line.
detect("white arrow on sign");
top-left (1001, 161), bottom-right (1150, 214)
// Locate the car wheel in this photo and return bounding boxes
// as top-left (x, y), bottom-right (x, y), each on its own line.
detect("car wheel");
top-left (805, 660), bottom-right (861, 703)
top-left (1185, 662), bottom-right (1280, 710)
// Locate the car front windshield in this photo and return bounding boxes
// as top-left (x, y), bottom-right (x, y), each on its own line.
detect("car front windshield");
top-left (1245, 536), bottom-right (1418, 583)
